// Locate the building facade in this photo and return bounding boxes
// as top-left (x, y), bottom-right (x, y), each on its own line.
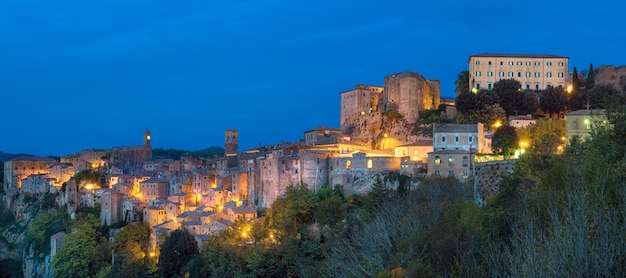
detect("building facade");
top-left (433, 123), bottom-right (486, 153)
top-left (565, 109), bottom-right (606, 144)
top-left (383, 72), bottom-right (440, 123)
top-left (468, 53), bottom-right (569, 91)
top-left (339, 85), bottom-right (383, 130)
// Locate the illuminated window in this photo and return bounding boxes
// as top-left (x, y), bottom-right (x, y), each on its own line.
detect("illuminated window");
top-left (448, 156), bottom-right (454, 167)
top-left (346, 160), bottom-right (351, 169)
top-left (435, 156), bottom-right (441, 166)
top-left (367, 159), bottom-right (373, 169)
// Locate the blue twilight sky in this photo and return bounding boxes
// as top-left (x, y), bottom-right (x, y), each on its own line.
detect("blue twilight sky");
top-left (1, 1), bottom-right (625, 156)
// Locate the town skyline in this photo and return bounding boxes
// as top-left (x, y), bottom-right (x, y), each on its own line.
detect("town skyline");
top-left (2, 0), bottom-right (626, 155)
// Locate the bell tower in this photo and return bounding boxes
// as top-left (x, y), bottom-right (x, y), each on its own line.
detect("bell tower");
top-left (224, 130), bottom-right (238, 156)
top-left (144, 129), bottom-right (151, 148)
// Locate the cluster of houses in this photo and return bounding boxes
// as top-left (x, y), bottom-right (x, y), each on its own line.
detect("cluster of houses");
top-left (5, 53), bottom-right (610, 252)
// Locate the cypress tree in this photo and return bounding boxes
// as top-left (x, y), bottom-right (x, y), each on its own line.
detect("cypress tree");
top-left (586, 63), bottom-right (595, 89)
top-left (572, 67), bottom-right (581, 90)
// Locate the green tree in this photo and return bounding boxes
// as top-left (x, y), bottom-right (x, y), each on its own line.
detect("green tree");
top-left (492, 125), bottom-right (518, 158)
top-left (52, 221), bottom-right (110, 278)
top-left (26, 212), bottom-right (67, 255)
top-left (110, 222), bottom-right (151, 276)
top-left (585, 84), bottom-right (621, 109)
top-left (159, 228), bottom-right (199, 278)
top-left (455, 70), bottom-right (470, 95)
top-left (367, 175), bottom-right (387, 209)
top-left (520, 90), bottom-right (539, 115)
top-left (572, 66), bottom-right (582, 90)
top-left (455, 91), bottom-right (477, 114)
top-left (539, 86), bottom-right (567, 118)
top-left (476, 89), bottom-right (500, 108)
top-left (586, 63), bottom-right (595, 89)
top-left (493, 79), bottom-right (522, 115)
top-left (264, 183), bottom-right (318, 237)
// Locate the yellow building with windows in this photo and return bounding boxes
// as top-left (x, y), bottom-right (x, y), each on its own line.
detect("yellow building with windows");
top-left (468, 53), bottom-right (569, 91)
top-left (565, 109), bottom-right (606, 144)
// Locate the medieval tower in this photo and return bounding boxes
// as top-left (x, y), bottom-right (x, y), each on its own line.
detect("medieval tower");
top-left (225, 130), bottom-right (239, 168)
top-left (144, 129), bottom-right (151, 147)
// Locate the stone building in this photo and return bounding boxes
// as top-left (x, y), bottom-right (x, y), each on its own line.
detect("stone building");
top-left (110, 129), bottom-right (152, 174)
top-left (565, 109), bottom-right (606, 144)
top-left (427, 149), bottom-right (474, 181)
top-left (468, 53), bottom-right (569, 91)
top-left (61, 149), bottom-right (106, 172)
top-left (139, 178), bottom-right (169, 203)
top-left (339, 85), bottom-right (383, 130)
top-left (433, 123), bottom-right (487, 153)
top-left (383, 71), bottom-right (441, 123)
top-left (4, 156), bottom-right (55, 195)
top-left (100, 189), bottom-right (124, 225)
top-left (20, 174), bottom-right (55, 196)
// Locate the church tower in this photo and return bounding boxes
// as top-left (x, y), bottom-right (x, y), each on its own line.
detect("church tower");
top-left (224, 130), bottom-right (238, 156)
top-left (144, 129), bottom-right (151, 148)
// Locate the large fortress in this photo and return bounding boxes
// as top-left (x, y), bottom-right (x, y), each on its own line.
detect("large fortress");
top-left (340, 71), bottom-right (440, 129)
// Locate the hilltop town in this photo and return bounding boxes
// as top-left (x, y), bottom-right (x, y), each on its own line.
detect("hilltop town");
top-left (2, 54), bottom-right (626, 277)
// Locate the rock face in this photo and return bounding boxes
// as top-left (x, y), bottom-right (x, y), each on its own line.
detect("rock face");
top-left (0, 194), bottom-right (53, 278)
top-left (344, 112), bottom-right (428, 149)
top-left (595, 65), bottom-right (626, 91)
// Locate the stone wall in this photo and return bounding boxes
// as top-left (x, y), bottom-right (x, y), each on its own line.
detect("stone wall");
top-left (472, 159), bottom-right (517, 205)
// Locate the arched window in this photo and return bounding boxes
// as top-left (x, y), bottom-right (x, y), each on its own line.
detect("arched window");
top-left (367, 159), bottom-right (373, 169)
top-left (346, 160), bottom-right (351, 169)
top-left (434, 156), bottom-right (441, 166)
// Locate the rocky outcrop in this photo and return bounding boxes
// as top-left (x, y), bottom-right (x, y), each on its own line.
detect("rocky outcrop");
top-left (0, 194), bottom-right (56, 278)
top-left (344, 112), bottom-right (428, 149)
top-left (595, 65), bottom-right (626, 91)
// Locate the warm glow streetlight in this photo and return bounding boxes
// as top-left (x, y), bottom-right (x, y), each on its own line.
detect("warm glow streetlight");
top-left (567, 85), bottom-right (573, 93)
top-left (493, 121), bottom-right (502, 129)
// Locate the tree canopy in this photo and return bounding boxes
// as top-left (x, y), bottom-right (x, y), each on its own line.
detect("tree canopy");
top-left (159, 228), bottom-right (199, 278)
top-left (455, 70), bottom-right (470, 95)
